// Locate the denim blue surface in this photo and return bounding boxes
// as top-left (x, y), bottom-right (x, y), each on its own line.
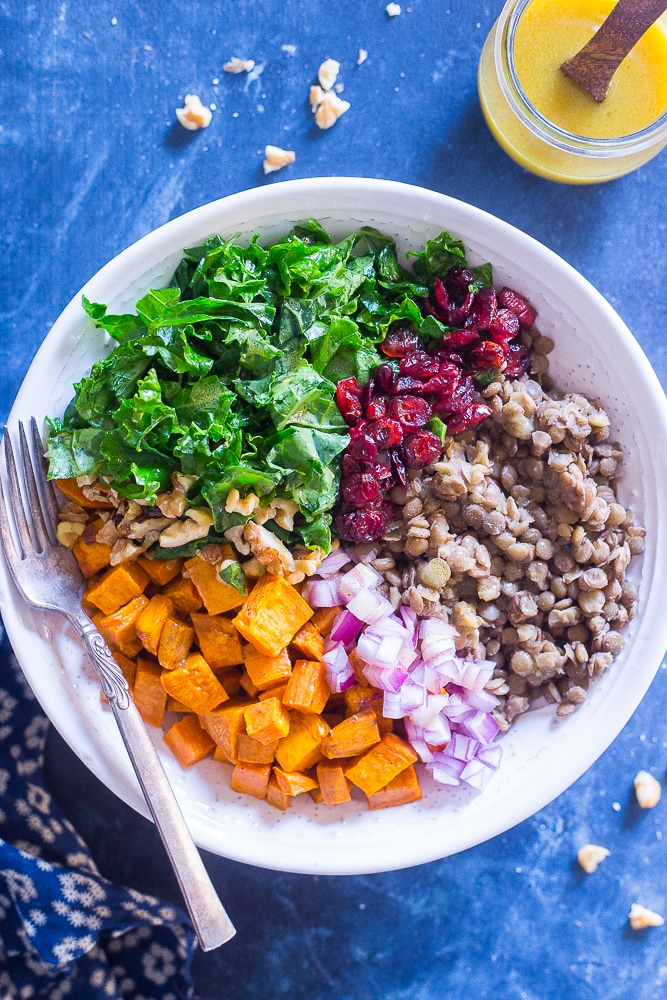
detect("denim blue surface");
top-left (2, 1), bottom-right (667, 997)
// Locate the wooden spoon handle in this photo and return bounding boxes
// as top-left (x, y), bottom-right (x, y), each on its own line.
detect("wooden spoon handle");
top-left (561, 0), bottom-right (667, 102)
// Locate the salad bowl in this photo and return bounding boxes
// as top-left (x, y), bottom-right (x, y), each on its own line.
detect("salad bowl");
top-left (2, 177), bottom-right (667, 875)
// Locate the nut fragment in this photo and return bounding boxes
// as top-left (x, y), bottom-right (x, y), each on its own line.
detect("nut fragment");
top-left (313, 90), bottom-right (350, 130)
top-left (159, 509), bottom-right (213, 547)
top-left (386, 2), bottom-right (401, 15)
top-left (577, 844), bottom-right (610, 874)
top-left (628, 903), bottom-right (664, 930)
top-left (634, 769), bottom-right (662, 809)
top-left (357, 49), bottom-right (368, 65)
top-left (223, 57), bottom-right (255, 74)
top-left (263, 144), bottom-right (296, 175)
top-left (317, 58), bottom-right (340, 91)
top-left (175, 94), bottom-right (212, 131)
top-left (56, 521), bottom-right (85, 549)
top-left (243, 521), bottom-right (296, 575)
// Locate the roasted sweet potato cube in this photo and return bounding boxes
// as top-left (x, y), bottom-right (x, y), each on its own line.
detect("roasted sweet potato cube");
top-left (72, 535), bottom-right (112, 579)
top-left (266, 775), bottom-right (292, 811)
top-left (275, 711), bottom-right (329, 772)
top-left (137, 554), bottom-right (184, 586)
top-left (347, 648), bottom-right (368, 686)
top-left (184, 557), bottom-right (247, 615)
top-left (166, 695), bottom-right (190, 713)
top-left (213, 744), bottom-right (235, 765)
top-left (97, 595), bottom-right (149, 657)
top-left (320, 710), bottom-right (381, 759)
top-left (344, 732), bottom-right (418, 796)
top-left (133, 656), bottom-right (166, 727)
top-left (258, 682), bottom-right (289, 702)
top-left (161, 652), bottom-right (228, 714)
top-left (310, 606), bottom-right (343, 636)
top-left (112, 651), bottom-right (137, 688)
top-left (157, 617), bottom-right (194, 669)
top-left (164, 714), bottom-right (215, 767)
top-left (242, 645), bottom-right (292, 692)
top-left (135, 594), bottom-right (175, 655)
top-left (85, 562), bottom-right (150, 615)
top-left (232, 574), bottom-right (313, 657)
top-left (273, 767), bottom-right (318, 796)
top-left (239, 671), bottom-right (259, 698)
top-left (162, 576), bottom-right (204, 614)
top-left (216, 667), bottom-right (243, 698)
top-left (200, 700), bottom-right (248, 763)
top-left (54, 477), bottom-right (115, 508)
top-left (244, 697), bottom-right (290, 745)
top-left (282, 659), bottom-right (330, 716)
top-left (316, 759), bottom-right (352, 804)
top-left (367, 764), bottom-right (423, 810)
top-left (290, 622), bottom-right (325, 662)
top-left (231, 761), bottom-right (272, 800)
top-left (237, 733), bottom-right (279, 764)
top-left (191, 612), bottom-right (244, 670)
top-left (344, 683), bottom-right (393, 734)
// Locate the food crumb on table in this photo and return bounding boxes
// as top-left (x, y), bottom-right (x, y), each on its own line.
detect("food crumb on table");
top-left (577, 843), bottom-right (610, 873)
top-left (223, 56), bottom-right (255, 74)
top-left (357, 49), bottom-right (368, 65)
top-left (634, 769), bottom-right (662, 809)
top-left (628, 903), bottom-right (665, 930)
top-left (386, 3), bottom-right (401, 16)
top-left (175, 94), bottom-right (212, 130)
top-left (263, 145), bottom-right (296, 174)
top-left (311, 88), bottom-right (351, 129)
top-left (318, 58), bottom-right (341, 91)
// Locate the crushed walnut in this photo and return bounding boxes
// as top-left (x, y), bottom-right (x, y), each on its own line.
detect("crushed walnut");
top-left (577, 844), bottom-right (610, 874)
top-left (175, 94), bottom-right (212, 131)
top-left (223, 57), bottom-right (255, 74)
top-left (312, 89), bottom-right (350, 130)
top-left (317, 58), bottom-right (340, 91)
top-left (628, 903), bottom-right (664, 930)
top-left (634, 769), bottom-right (662, 809)
top-left (357, 49), bottom-right (368, 65)
top-left (262, 145), bottom-right (296, 174)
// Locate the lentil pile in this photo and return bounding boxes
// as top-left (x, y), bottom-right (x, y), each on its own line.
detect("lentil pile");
top-left (339, 333), bottom-right (644, 732)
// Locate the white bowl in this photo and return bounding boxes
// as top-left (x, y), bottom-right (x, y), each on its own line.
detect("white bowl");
top-left (2, 178), bottom-right (667, 875)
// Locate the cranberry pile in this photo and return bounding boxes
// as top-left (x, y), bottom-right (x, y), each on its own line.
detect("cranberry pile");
top-left (333, 267), bottom-right (537, 543)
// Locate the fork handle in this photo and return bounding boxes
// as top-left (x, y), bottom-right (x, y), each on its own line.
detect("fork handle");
top-left (78, 621), bottom-right (236, 951)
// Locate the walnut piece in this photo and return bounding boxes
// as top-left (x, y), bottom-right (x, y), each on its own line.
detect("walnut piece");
top-left (175, 94), bottom-right (212, 131)
top-left (243, 521), bottom-right (295, 576)
top-left (314, 90), bottom-right (350, 130)
top-left (56, 521), bottom-right (85, 549)
top-left (634, 769), bottom-right (662, 809)
top-left (629, 903), bottom-right (664, 930)
top-left (357, 49), bottom-right (368, 65)
top-left (386, 2), bottom-right (401, 15)
top-left (577, 844), bottom-right (610, 874)
top-left (223, 57), bottom-right (255, 74)
top-left (317, 58), bottom-right (340, 91)
top-left (263, 145), bottom-right (296, 175)
top-left (159, 508), bottom-right (213, 548)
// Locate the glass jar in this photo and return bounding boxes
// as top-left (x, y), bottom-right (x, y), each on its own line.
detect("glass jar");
top-left (478, 0), bottom-right (667, 184)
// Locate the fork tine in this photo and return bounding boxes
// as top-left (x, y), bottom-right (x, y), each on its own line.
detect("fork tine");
top-left (18, 421), bottom-right (51, 554)
top-left (0, 463), bottom-right (22, 563)
top-left (2, 426), bottom-right (33, 558)
top-left (30, 417), bottom-right (60, 544)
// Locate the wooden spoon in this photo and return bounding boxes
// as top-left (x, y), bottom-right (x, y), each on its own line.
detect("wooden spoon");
top-left (560, 0), bottom-right (667, 102)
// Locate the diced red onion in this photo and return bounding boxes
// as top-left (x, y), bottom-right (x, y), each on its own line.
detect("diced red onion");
top-left (302, 578), bottom-right (343, 608)
top-left (399, 680), bottom-right (427, 713)
top-left (361, 664), bottom-right (408, 694)
top-left (322, 641), bottom-right (356, 693)
top-left (409, 739), bottom-right (435, 763)
top-left (457, 710), bottom-right (500, 745)
top-left (329, 609), bottom-right (364, 648)
top-left (448, 684), bottom-right (499, 714)
top-left (346, 589), bottom-right (394, 625)
top-left (423, 713), bottom-right (452, 747)
top-left (476, 743), bottom-right (503, 769)
top-left (458, 659), bottom-right (496, 693)
top-left (448, 733), bottom-right (479, 762)
top-left (317, 548), bottom-right (353, 578)
top-left (441, 693), bottom-right (475, 723)
top-left (460, 758), bottom-right (492, 790)
top-left (430, 754), bottom-right (466, 780)
top-left (338, 563), bottom-right (382, 600)
top-left (382, 691), bottom-right (405, 720)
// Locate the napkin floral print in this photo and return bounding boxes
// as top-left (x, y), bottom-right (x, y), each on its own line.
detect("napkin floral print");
top-left (0, 619), bottom-right (197, 999)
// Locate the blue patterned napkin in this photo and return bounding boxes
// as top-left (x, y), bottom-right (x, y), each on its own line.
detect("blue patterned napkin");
top-left (0, 617), bottom-right (197, 998)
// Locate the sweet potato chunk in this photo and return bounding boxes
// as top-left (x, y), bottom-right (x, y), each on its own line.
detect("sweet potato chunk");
top-left (282, 659), bottom-right (330, 716)
top-left (162, 576), bottom-right (204, 614)
top-left (242, 645), bottom-right (292, 692)
top-left (266, 775), bottom-right (291, 811)
top-left (344, 732), bottom-right (418, 796)
top-left (367, 764), bottom-right (422, 810)
top-left (97, 595), bottom-right (149, 657)
top-left (200, 700), bottom-right (248, 763)
top-left (166, 695), bottom-right (190, 713)
top-left (218, 667), bottom-right (243, 698)
top-left (310, 606), bottom-right (343, 636)
top-left (191, 612), bottom-right (244, 670)
top-left (239, 671), bottom-right (259, 698)
top-left (164, 714), bottom-right (215, 767)
top-left (137, 554), bottom-right (184, 586)
top-left (290, 622), bottom-right (325, 662)
top-left (135, 594), bottom-right (175, 655)
top-left (157, 617), bottom-right (194, 669)
top-left (231, 761), bottom-right (271, 800)
top-left (275, 711), bottom-right (329, 772)
top-left (316, 759), bottom-right (352, 804)
top-left (161, 652), bottom-right (228, 714)
top-left (237, 733), bottom-right (279, 764)
top-left (320, 710), bottom-right (381, 759)
top-left (344, 683), bottom-right (393, 734)
top-left (54, 478), bottom-right (114, 508)
top-left (273, 767), bottom-right (318, 796)
top-left (244, 697), bottom-right (291, 745)
top-left (85, 562), bottom-right (150, 615)
top-left (133, 656), bottom-right (166, 727)
top-left (258, 681), bottom-right (289, 702)
top-left (184, 556), bottom-right (247, 615)
top-left (232, 574), bottom-right (313, 656)
top-left (112, 651), bottom-right (137, 688)
top-left (72, 535), bottom-right (112, 579)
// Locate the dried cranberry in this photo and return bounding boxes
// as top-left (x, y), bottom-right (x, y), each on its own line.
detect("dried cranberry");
top-left (365, 453), bottom-right (394, 485)
top-left (498, 287), bottom-right (537, 329)
top-left (335, 377), bottom-right (363, 425)
top-left (436, 348), bottom-right (465, 367)
top-left (380, 321), bottom-right (421, 358)
top-left (432, 276), bottom-right (475, 325)
top-left (470, 340), bottom-right (506, 370)
top-left (420, 371), bottom-right (461, 397)
top-left (349, 419), bottom-right (370, 439)
top-left (347, 434), bottom-right (379, 463)
top-left (465, 286), bottom-right (497, 330)
top-left (374, 363), bottom-right (395, 392)
top-left (391, 451), bottom-right (408, 487)
top-left (447, 403), bottom-right (493, 435)
top-left (398, 351), bottom-right (441, 378)
top-left (367, 418), bottom-right (404, 448)
top-left (389, 395), bottom-right (431, 430)
top-left (335, 507), bottom-right (389, 543)
top-left (504, 343), bottom-right (531, 377)
top-left (488, 308), bottom-right (520, 343)
top-left (340, 472), bottom-right (384, 506)
top-left (361, 375), bottom-right (377, 410)
top-left (391, 375), bottom-right (426, 395)
top-left (365, 394), bottom-right (390, 420)
top-left (446, 266), bottom-right (475, 298)
top-left (341, 453), bottom-right (362, 477)
top-left (401, 430), bottom-right (443, 470)
top-left (443, 328), bottom-right (480, 350)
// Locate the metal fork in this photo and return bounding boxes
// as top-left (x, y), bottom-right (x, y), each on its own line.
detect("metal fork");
top-left (0, 419), bottom-right (235, 952)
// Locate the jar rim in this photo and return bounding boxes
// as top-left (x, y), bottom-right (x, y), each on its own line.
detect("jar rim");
top-left (494, 0), bottom-right (667, 157)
